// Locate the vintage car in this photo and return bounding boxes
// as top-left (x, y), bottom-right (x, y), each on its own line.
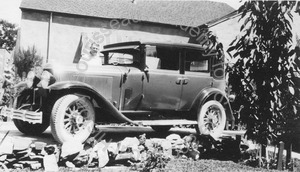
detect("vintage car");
top-left (1, 41), bottom-right (234, 143)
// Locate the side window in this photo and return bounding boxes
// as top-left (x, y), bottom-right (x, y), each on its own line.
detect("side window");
top-left (145, 46), bottom-right (161, 69)
top-left (109, 53), bottom-right (133, 64)
top-left (145, 45), bottom-right (180, 71)
top-left (185, 50), bottom-right (209, 72)
top-left (158, 47), bottom-right (179, 70)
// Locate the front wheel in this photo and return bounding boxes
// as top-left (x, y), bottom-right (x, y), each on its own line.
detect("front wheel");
top-left (51, 95), bottom-right (95, 143)
top-left (196, 100), bottom-right (226, 138)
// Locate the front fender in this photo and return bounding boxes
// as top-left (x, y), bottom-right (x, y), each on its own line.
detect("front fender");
top-left (192, 87), bottom-right (234, 121)
top-left (47, 81), bottom-right (137, 124)
top-left (47, 81), bottom-right (93, 91)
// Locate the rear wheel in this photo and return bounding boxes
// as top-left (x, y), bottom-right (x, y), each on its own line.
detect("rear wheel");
top-left (51, 95), bottom-right (95, 143)
top-left (196, 100), bottom-right (226, 138)
top-left (13, 93), bottom-right (50, 135)
top-left (151, 126), bottom-right (172, 132)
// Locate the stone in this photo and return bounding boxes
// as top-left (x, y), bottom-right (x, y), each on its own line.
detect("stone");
top-left (161, 140), bottom-right (172, 158)
top-left (96, 141), bottom-right (109, 168)
top-left (118, 137), bottom-right (139, 152)
top-left (43, 146), bottom-right (59, 172)
top-left (13, 163), bottom-right (23, 169)
top-left (0, 136), bottom-right (13, 154)
top-left (65, 161), bottom-right (75, 168)
top-left (107, 142), bottom-right (118, 155)
top-left (166, 134), bottom-right (181, 144)
top-left (173, 139), bottom-right (185, 150)
top-left (30, 162), bottom-right (42, 170)
top-left (60, 141), bottom-right (83, 158)
top-left (34, 141), bottom-right (47, 151)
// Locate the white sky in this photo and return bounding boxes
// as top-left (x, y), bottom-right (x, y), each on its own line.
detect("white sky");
top-left (0, 0), bottom-right (241, 26)
top-left (0, 0), bottom-right (22, 25)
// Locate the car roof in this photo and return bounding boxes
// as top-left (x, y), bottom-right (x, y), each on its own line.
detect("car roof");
top-left (101, 41), bottom-right (211, 53)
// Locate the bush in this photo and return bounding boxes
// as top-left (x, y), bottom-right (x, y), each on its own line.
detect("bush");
top-left (13, 46), bottom-right (43, 78)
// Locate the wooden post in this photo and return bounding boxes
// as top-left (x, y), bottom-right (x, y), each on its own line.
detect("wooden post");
top-left (277, 141), bottom-right (284, 170)
top-left (286, 143), bottom-right (293, 171)
top-left (259, 145), bottom-right (262, 168)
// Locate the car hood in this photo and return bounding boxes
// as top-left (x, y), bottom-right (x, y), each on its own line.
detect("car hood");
top-left (52, 64), bottom-right (131, 79)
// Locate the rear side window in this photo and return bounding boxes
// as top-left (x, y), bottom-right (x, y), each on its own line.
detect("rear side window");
top-left (145, 45), bottom-right (179, 70)
top-left (185, 50), bottom-right (209, 72)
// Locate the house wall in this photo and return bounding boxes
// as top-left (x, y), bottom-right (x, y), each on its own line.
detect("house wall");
top-left (19, 10), bottom-right (191, 65)
top-left (209, 16), bottom-right (241, 62)
top-left (19, 11), bottom-right (49, 62)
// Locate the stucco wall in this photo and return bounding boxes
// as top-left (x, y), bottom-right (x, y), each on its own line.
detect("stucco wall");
top-left (19, 11), bottom-right (191, 65)
top-left (19, 11), bottom-right (49, 64)
top-left (209, 16), bottom-right (241, 62)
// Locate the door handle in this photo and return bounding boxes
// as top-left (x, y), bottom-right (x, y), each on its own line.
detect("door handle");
top-left (182, 78), bottom-right (189, 85)
top-left (175, 78), bottom-right (182, 85)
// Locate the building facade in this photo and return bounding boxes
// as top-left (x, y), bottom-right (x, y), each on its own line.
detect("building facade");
top-left (18, 0), bottom-right (234, 65)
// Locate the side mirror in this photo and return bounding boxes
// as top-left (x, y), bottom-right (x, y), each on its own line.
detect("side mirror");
top-left (144, 67), bottom-right (149, 73)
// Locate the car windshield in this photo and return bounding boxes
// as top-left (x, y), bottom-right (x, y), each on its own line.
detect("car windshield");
top-left (108, 53), bottom-right (134, 65)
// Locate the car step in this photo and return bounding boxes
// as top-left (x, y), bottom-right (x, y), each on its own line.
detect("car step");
top-left (120, 110), bottom-right (152, 115)
top-left (133, 119), bottom-right (197, 126)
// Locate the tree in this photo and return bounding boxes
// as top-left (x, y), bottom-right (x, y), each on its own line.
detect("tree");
top-left (13, 46), bottom-right (43, 78)
top-left (227, 0), bottom-right (300, 147)
top-left (0, 19), bottom-right (17, 52)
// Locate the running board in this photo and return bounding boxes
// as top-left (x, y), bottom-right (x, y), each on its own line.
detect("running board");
top-left (133, 120), bottom-right (197, 126)
top-left (120, 110), bottom-right (151, 116)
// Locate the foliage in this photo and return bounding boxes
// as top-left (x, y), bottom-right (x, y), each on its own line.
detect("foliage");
top-left (0, 19), bottom-right (17, 52)
top-left (227, 0), bottom-right (300, 146)
top-left (13, 46), bottom-right (43, 78)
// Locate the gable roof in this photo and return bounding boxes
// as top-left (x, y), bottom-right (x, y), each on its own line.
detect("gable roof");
top-left (20, 0), bottom-right (235, 27)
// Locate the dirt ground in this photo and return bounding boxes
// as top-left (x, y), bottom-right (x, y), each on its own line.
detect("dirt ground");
top-left (0, 121), bottom-right (244, 149)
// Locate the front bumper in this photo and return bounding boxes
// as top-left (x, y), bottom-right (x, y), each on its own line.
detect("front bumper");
top-left (0, 106), bottom-right (42, 124)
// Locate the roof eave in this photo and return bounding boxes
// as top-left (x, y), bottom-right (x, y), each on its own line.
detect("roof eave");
top-left (20, 7), bottom-right (195, 28)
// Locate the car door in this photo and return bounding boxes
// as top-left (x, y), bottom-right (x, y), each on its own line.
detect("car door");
top-left (179, 50), bottom-right (213, 110)
top-left (141, 69), bottom-right (182, 110)
top-left (105, 52), bottom-right (144, 110)
top-left (120, 67), bottom-right (144, 110)
top-left (140, 46), bottom-right (182, 110)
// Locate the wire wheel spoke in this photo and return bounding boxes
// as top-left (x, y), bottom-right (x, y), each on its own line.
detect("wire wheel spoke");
top-left (65, 124), bottom-right (72, 132)
top-left (203, 106), bottom-right (221, 131)
top-left (63, 101), bottom-right (91, 135)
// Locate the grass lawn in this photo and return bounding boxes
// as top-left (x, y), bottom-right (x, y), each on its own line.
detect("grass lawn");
top-left (7, 158), bottom-right (300, 171)
top-left (164, 159), bottom-right (300, 172)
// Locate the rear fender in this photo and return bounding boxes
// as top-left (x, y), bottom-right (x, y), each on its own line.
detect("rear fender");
top-left (47, 81), bottom-right (136, 124)
top-left (192, 87), bottom-right (234, 121)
